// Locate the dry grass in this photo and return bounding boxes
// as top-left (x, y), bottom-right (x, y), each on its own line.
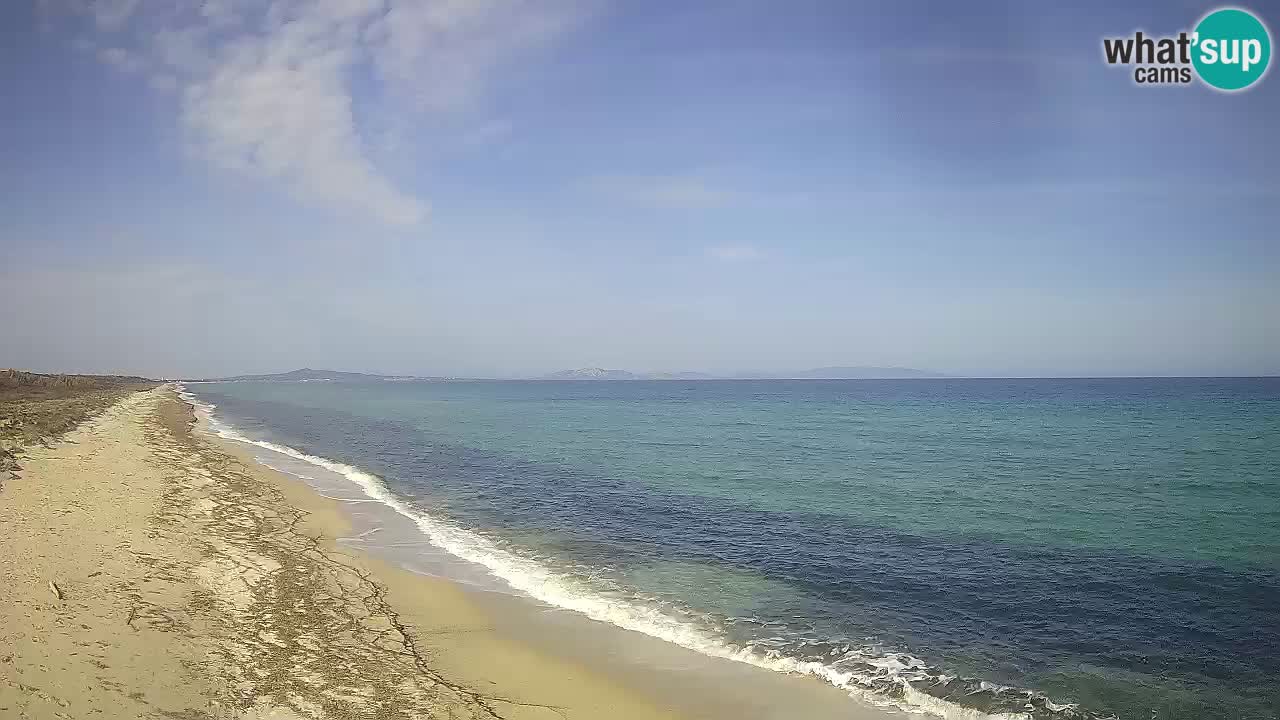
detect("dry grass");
top-left (0, 369), bottom-right (157, 476)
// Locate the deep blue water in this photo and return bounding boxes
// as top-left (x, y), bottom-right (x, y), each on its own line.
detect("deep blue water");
top-left (189, 378), bottom-right (1280, 720)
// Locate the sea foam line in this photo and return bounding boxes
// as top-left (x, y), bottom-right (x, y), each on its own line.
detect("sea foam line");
top-left (176, 384), bottom-right (1041, 720)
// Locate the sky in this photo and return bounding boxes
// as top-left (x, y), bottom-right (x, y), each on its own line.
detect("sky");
top-left (1, 0), bottom-right (1277, 379)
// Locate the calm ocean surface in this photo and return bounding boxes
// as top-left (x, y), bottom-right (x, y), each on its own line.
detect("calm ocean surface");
top-left (187, 378), bottom-right (1280, 720)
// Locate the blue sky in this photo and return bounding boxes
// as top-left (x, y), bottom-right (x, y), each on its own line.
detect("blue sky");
top-left (1, 0), bottom-right (1277, 378)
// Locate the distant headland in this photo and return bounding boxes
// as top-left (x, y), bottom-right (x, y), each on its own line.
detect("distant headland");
top-left (192, 366), bottom-right (948, 382)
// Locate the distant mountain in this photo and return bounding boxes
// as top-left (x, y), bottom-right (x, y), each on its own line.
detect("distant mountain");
top-left (784, 366), bottom-right (946, 379)
top-left (645, 371), bottom-right (718, 380)
top-left (196, 366), bottom-right (946, 383)
top-left (194, 368), bottom-right (437, 382)
top-left (537, 366), bottom-right (945, 380)
top-left (539, 367), bottom-right (640, 380)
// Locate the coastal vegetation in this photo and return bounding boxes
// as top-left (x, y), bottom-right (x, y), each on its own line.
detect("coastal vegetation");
top-left (0, 369), bottom-right (155, 478)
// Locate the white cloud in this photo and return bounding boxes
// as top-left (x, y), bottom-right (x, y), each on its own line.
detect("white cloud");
top-left (588, 173), bottom-right (738, 210)
top-left (706, 245), bottom-right (762, 262)
top-left (91, 0), bottom-right (140, 29)
top-left (148, 72), bottom-right (178, 92)
top-left (55, 0), bottom-right (590, 227)
top-left (459, 119), bottom-right (514, 148)
top-left (181, 0), bottom-right (426, 225)
top-left (152, 26), bottom-right (215, 75)
top-left (367, 0), bottom-right (587, 112)
top-left (98, 46), bottom-right (143, 73)
top-left (199, 0), bottom-right (255, 26)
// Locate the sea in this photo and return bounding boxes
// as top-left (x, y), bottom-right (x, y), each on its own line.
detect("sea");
top-left (181, 378), bottom-right (1280, 720)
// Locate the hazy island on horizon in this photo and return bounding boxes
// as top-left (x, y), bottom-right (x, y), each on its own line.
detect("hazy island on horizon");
top-left (192, 366), bottom-right (951, 383)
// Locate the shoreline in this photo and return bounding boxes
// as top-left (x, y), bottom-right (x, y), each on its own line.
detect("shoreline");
top-left (192, 388), bottom-right (908, 720)
top-left (1, 385), bottom-right (898, 719)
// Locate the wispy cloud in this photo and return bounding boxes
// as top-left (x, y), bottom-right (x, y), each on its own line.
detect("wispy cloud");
top-left (706, 245), bottom-right (762, 262)
top-left (586, 173), bottom-right (738, 210)
top-left (458, 120), bottom-right (514, 148)
top-left (367, 0), bottom-right (588, 113)
top-left (46, 0), bottom-right (590, 226)
top-left (181, 2), bottom-right (426, 226)
top-left (89, 0), bottom-right (140, 30)
top-left (97, 46), bottom-right (143, 73)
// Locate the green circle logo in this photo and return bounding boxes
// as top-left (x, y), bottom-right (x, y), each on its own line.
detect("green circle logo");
top-left (1193, 8), bottom-right (1271, 91)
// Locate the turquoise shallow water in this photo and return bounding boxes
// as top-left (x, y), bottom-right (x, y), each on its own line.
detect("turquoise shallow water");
top-left (190, 378), bottom-right (1280, 719)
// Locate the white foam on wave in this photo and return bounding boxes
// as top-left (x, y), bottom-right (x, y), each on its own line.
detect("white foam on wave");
top-left (176, 383), bottom-right (1043, 720)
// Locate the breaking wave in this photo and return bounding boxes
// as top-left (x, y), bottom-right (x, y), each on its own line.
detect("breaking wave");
top-left (176, 384), bottom-right (1093, 720)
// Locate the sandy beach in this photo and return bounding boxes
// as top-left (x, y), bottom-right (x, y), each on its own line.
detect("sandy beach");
top-left (0, 386), bottom-right (681, 719)
top-left (1, 385), bottom-right (891, 720)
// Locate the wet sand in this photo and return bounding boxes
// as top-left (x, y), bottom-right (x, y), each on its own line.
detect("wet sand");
top-left (1, 386), bottom-right (902, 719)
